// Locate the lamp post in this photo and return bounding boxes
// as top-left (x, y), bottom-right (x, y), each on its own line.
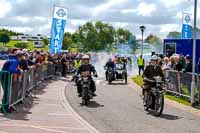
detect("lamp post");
top-left (140, 26), bottom-right (146, 56)
top-left (191, 0), bottom-right (198, 105)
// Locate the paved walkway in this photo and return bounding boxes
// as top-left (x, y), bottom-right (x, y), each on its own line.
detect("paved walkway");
top-left (0, 78), bottom-right (99, 133)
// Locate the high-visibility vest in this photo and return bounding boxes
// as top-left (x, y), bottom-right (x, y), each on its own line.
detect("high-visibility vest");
top-left (137, 58), bottom-right (144, 66)
top-left (74, 60), bottom-right (82, 69)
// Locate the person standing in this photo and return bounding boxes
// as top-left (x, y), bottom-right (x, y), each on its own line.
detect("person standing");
top-left (137, 55), bottom-right (145, 75)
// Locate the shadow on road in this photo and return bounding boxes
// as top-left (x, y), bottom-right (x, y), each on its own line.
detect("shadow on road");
top-left (109, 82), bottom-right (128, 86)
top-left (80, 101), bottom-right (104, 108)
top-left (0, 80), bottom-right (53, 121)
top-left (147, 112), bottom-right (182, 120)
top-left (160, 113), bottom-right (182, 120)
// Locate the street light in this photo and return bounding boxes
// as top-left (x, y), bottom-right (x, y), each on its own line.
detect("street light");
top-left (140, 26), bottom-right (146, 56)
top-left (191, 0), bottom-right (198, 105)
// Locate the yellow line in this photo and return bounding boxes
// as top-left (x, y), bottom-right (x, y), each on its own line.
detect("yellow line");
top-left (0, 124), bottom-right (86, 131)
top-left (30, 125), bottom-right (69, 133)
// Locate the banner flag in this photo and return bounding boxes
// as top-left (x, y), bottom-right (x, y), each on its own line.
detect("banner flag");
top-left (182, 12), bottom-right (192, 39)
top-left (50, 6), bottom-right (67, 54)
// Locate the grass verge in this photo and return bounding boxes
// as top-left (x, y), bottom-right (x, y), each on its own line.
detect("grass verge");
top-left (0, 41), bottom-right (49, 51)
top-left (131, 75), bottom-right (191, 106)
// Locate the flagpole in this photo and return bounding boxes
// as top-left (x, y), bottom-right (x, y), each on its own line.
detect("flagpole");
top-left (191, 0), bottom-right (197, 105)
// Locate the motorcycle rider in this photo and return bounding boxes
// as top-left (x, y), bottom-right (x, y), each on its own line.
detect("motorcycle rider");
top-left (72, 56), bottom-right (82, 82)
top-left (77, 55), bottom-right (98, 97)
top-left (143, 55), bottom-right (165, 106)
top-left (105, 58), bottom-right (115, 80)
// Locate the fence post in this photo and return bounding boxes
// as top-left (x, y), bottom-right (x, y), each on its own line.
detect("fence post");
top-left (177, 71), bottom-right (181, 96)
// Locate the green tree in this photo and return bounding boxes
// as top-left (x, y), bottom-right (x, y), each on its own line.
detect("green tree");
top-left (145, 34), bottom-right (162, 44)
top-left (62, 32), bottom-right (73, 50)
top-left (0, 33), bottom-right (10, 46)
top-left (128, 35), bottom-right (138, 53)
top-left (115, 28), bottom-right (132, 44)
top-left (167, 31), bottom-right (181, 39)
top-left (43, 38), bottom-right (49, 46)
top-left (15, 42), bottom-right (28, 48)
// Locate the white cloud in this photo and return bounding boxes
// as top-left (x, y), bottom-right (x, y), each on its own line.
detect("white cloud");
top-left (136, 2), bottom-right (157, 16)
top-left (15, 16), bottom-right (30, 23)
top-left (0, 0), bottom-right (12, 18)
top-left (160, 0), bottom-right (189, 8)
top-left (159, 24), bottom-right (180, 33)
top-left (93, 0), bottom-right (128, 16)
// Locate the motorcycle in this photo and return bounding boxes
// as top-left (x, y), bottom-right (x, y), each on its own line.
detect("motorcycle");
top-left (104, 67), bottom-right (115, 84)
top-left (80, 71), bottom-right (96, 106)
top-left (142, 76), bottom-right (165, 116)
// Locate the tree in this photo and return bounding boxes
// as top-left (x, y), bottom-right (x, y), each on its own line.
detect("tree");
top-left (115, 28), bottom-right (132, 44)
top-left (0, 33), bottom-right (10, 46)
top-left (62, 32), bottom-right (73, 50)
top-left (167, 31), bottom-right (181, 39)
top-left (43, 38), bottom-right (49, 46)
top-left (15, 42), bottom-right (28, 48)
top-left (145, 34), bottom-right (162, 45)
top-left (128, 35), bottom-right (138, 53)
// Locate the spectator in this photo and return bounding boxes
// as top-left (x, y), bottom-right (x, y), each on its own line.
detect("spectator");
top-left (137, 55), bottom-right (145, 75)
top-left (162, 57), bottom-right (171, 70)
top-left (1, 51), bottom-right (23, 112)
top-left (184, 55), bottom-right (192, 73)
top-left (61, 54), bottom-right (67, 77)
top-left (172, 55), bottom-right (183, 71)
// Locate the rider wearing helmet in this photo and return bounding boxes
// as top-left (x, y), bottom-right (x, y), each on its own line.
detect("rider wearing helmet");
top-left (77, 55), bottom-right (98, 97)
top-left (143, 55), bottom-right (164, 91)
top-left (142, 55), bottom-right (165, 107)
top-left (105, 58), bottom-right (115, 80)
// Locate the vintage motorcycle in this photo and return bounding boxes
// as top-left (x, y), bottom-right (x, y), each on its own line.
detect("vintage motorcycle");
top-left (142, 76), bottom-right (165, 116)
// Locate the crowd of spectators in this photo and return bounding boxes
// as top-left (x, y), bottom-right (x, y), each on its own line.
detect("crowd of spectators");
top-left (2, 48), bottom-right (82, 77)
top-left (155, 54), bottom-right (196, 73)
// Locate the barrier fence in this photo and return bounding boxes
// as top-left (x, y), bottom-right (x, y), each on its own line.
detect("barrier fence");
top-left (166, 70), bottom-right (200, 103)
top-left (0, 64), bottom-right (63, 113)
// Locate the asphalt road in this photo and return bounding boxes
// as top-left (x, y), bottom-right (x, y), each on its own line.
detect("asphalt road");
top-left (65, 78), bottom-right (200, 133)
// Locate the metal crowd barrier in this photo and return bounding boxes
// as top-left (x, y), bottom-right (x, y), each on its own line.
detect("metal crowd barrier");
top-left (166, 70), bottom-right (200, 103)
top-left (8, 64), bottom-right (57, 110)
top-left (0, 71), bottom-right (11, 113)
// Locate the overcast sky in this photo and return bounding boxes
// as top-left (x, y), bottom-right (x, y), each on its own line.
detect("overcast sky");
top-left (0, 0), bottom-right (199, 38)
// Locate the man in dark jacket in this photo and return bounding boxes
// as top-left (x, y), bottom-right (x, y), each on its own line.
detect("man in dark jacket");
top-left (184, 55), bottom-right (192, 72)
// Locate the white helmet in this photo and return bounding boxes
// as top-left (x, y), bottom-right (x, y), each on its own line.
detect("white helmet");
top-left (82, 55), bottom-right (90, 60)
top-left (151, 55), bottom-right (158, 61)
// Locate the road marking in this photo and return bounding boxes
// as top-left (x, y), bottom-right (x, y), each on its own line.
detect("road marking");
top-left (47, 113), bottom-right (73, 116)
top-left (61, 84), bottom-right (101, 133)
top-left (0, 124), bottom-right (86, 131)
top-left (0, 131), bottom-right (8, 133)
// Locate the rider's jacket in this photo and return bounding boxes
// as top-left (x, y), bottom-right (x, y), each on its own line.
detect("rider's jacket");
top-left (74, 60), bottom-right (82, 69)
top-left (77, 64), bottom-right (97, 76)
top-left (105, 61), bottom-right (115, 69)
top-left (143, 64), bottom-right (164, 81)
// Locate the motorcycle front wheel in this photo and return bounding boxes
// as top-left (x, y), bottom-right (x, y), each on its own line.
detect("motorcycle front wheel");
top-left (153, 93), bottom-right (164, 116)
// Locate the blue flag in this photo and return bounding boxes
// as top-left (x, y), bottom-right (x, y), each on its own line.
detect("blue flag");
top-left (182, 12), bottom-right (192, 39)
top-left (50, 6), bottom-right (68, 54)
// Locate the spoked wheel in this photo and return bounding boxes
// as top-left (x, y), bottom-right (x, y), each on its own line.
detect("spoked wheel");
top-left (124, 72), bottom-right (128, 84)
top-left (143, 91), bottom-right (150, 111)
top-left (153, 93), bottom-right (164, 116)
top-left (82, 99), bottom-right (88, 106)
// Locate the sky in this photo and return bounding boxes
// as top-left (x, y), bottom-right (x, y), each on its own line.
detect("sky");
top-left (0, 0), bottom-right (199, 38)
